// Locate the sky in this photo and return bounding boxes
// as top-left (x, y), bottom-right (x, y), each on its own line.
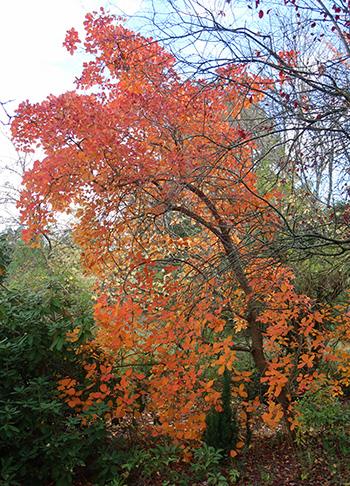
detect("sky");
top-left (0, 0), bottom-right (143, 226)
top-left (0, 0), bottom-right (145, 107)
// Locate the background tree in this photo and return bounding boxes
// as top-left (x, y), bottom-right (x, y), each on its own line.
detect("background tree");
top-left (143, 0), bottom-right (350, 259)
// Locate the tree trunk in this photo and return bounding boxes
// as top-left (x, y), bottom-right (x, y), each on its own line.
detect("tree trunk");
top-left (223, 236), bottom-right (296, 443)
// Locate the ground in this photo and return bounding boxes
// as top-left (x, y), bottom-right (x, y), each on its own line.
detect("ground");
top-left (74, 400), bottom-right (350, 486)
top-left (237, 438), bottom-right (349, 486)
top-left (120, 436), bottom-right (350, 486)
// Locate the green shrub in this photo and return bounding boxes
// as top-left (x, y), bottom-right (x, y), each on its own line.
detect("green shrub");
top-left (295, 381), bottom-right (350, 455)
top-left (0, 287), bottom-right (127, 485)
top-left (120, 441), bottom-right (237, 486)
top-left (204, 369), bottom-right (239, 459)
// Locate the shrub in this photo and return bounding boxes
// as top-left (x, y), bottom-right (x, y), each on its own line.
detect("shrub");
top-left (0, 287), bottom-right (127, 485)
top-left (204, 369), bottom-right (239, 459)
top-left (295, 380), bottom-right (350, 455)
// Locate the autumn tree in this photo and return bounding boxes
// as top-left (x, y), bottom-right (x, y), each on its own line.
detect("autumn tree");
top-left (12, 9), bottom-right (349, 446)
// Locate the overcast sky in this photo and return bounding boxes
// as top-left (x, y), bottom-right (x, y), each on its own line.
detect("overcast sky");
top-left (1, 0), bottom-right (146, 105)
top-left (0, 0), bottom-right (144, 133)
top-left (0, 0), bottom-right (143, 225)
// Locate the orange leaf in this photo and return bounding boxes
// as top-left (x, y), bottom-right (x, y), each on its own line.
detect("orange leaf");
top-left (240, 411), bottom-right (247, 420)
top-left (280, 283), bottom-right (287, 293)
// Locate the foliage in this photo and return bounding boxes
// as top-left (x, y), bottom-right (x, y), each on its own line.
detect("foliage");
top-left (3, 228), bottom-right (94, 315)
top-left (295, 379), bottom-right (350, 455)
top-left (0, 286), bottom-right (128, 485)
top-left (0, 232), bottom-right (14, 282)
top-left (120, 441), bottom-right (239, 486)
top-left (190, 443), bottom-right (228, 485)
top-left (121, 442), bottom-right (181, 483)
top-left (204, 369), bottom-right (240, 459)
